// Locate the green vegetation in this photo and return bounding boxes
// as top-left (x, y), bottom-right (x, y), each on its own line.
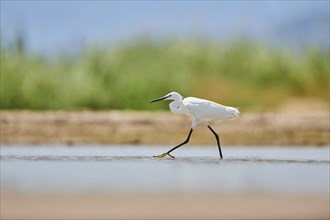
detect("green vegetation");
top-left (1, 38), bottom-right (329, 110)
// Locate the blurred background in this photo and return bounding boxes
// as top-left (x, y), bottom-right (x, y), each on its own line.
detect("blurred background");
top-left (1, 1), bottom-right (329, 111)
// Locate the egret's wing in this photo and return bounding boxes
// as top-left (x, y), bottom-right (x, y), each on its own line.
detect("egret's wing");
top-left (183, 97), bottom-right (239, 120)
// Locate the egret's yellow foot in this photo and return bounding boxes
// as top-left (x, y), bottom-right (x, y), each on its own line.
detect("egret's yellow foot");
top-left (153, 152), bottom-right (167, 158)
top-left (153, 152), bottom-right (175, 159)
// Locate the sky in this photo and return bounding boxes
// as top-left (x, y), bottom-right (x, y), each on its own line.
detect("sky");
top-left (1, 1), bottom-right (329, 55)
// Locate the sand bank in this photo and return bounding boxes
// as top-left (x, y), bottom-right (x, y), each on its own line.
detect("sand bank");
top-left (1, 110), bottom-right (329, 146)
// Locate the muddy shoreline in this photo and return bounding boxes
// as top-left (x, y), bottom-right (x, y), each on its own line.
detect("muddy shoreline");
top-left (1, 110), bottom-right (329, 146)
top-left (2, 192), bottom-right (329, 219)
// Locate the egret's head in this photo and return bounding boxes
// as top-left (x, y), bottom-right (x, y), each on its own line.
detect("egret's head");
top-left (149, 91), bottom-right (183, 103)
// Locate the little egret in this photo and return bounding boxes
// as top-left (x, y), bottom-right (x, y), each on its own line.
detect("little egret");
top-left (150, 91), bottom-right (239, 159)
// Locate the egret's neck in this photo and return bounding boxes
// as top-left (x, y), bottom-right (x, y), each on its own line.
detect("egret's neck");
top-left (169, 99), bottom-right (185, 115)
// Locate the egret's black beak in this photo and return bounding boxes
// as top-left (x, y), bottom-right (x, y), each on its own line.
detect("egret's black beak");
top-left (149, 95), bottom-right (171, 103)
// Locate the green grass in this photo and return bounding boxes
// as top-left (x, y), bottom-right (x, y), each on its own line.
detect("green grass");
top-left (1, 38), bottom-right (329, 110)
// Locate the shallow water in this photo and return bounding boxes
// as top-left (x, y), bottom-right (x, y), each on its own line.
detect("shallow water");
top-left (1, 145), bottom-right (329, 195)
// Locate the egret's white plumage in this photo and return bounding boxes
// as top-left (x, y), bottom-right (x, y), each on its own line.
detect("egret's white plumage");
top-left (150, 91), bottom-right (239, 159)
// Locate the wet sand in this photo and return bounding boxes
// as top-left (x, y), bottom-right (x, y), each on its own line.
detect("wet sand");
top-left (1, 146), bottom-right (329, 219)
top-left (1, 110), bottom-right (329, 146)
top-left (2, 192), bottom-right (329, 219)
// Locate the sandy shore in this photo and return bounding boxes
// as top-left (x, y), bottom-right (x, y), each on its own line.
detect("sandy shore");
top-left (1, 109), bottom-right (329, 219)
top-left (1, 192), bottom-right (329, 219)
top-left (1, 110), bottom-right (329, 146)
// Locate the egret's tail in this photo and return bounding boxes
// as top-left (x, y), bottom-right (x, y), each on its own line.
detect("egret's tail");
top-left (228, 107), bottom-right (240, 118)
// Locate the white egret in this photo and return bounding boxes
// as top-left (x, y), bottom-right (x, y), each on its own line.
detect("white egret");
top-left (150, 91), bottom-right (239, 159)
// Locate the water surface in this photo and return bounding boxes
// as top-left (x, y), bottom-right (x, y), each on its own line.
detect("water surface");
top-left (1, 145), bottom-right (329, 195)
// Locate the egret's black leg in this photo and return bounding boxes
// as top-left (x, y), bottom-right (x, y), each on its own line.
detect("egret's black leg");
top-left (154, 128), bottom-right (193, 159)
top-left (207, 125), bottom-right (223, 159)
top-left (168, 128), bottom-right (193, 154)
